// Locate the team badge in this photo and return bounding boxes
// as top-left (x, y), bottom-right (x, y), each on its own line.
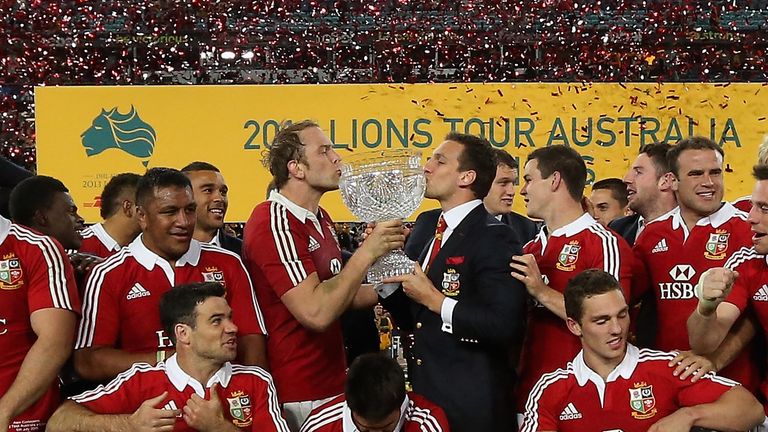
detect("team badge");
top-left (704, 231), bottom-right (729, 260)
top-left (202, 267), bottom-right (226, 287)
top-left (629, 382), bottom-right (657, 419)
top-left (227, 390), bottom-right (253, 427)
top-left (0, 254), bottom-right (23, 290)
top-left (556, 242), bottom-right (581, 272)
top-left (441, 268), bottom-right (461, 296)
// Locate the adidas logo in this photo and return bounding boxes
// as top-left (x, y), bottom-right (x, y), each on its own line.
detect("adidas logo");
top-left (126, 283), bottom-right (151, 300)
top-left (652, 239), bottom-right (669, 253)
top-left (754, 285), bottom-right (768, 302)
top-left (559, 402), bottom-right (582, 421)
top-left (308, 236), bottom-right (320, 252)
top-left (163, 400), bottom-right (182, 417)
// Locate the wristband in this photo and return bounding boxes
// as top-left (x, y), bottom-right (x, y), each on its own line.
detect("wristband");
top-left (156, 350), bottom-right (166, 364)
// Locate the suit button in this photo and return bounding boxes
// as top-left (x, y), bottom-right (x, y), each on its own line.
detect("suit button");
top-left (416, 322), bottom-right (422, 329)
top-left (416, 359), bottom-right (423, 366)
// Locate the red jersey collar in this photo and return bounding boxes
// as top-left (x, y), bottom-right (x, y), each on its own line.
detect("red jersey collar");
top-left (129, 234), bottom-right (202, 271)
top-left (573, 343), bottom-right (640, 388)
top-left (342, 394), bottom-right (410, 432)
top-left (165, 353), bottom-right (232, 397)
top-left (89, 223), bottom-right (121, 252)
top-left (670, 202), bottom-right (745, 231)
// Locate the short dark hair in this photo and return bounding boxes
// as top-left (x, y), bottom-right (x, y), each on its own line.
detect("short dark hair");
top-left (753, 164), bottom-right (768, 181)
top-left (346, 353), bottom-right (407, 423)
top-left (159, 282), bottom-right (226, 345)
top-left (9, 176), bottom-right (69, 227)
top-left (667, 136), bottom-right (724, 178)
top-left (100, 173), bottom-right (141, 219)
top-left (135, 168), bottom-right (192, 208)
top-left (180, 161), bottom-right (220, 173)
top-left (493, 148), bottom-right (518, 170)
top-left (526, 146), bottom-right (587, 201)
top-left (564, 269), bottom-right (624, 323)
top-left (638, 142), bottom-right (673, 177)
top-left (445, 132), bottom-right (497, 199)
top-left (592, 178), bottom-right (628, 208)
top-left (264, 120), bottom-right (319, 190)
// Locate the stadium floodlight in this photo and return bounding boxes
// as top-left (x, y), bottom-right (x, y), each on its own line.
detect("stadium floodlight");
top-left (221, 50), bottom-right (236, 60)
top-left (241, 50), bottom-right (255, 60)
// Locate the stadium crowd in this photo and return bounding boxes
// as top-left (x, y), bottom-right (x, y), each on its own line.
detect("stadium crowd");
top-left (5, 1), bottom-right (768, 432)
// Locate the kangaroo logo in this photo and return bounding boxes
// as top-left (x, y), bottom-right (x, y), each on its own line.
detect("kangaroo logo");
top-left (81, 106), bottom-right (157, 167)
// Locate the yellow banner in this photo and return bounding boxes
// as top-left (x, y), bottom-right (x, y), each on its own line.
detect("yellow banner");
top-left (35, 83), bottom-right (768, 222)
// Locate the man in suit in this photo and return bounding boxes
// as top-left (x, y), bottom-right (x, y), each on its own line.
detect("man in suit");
top-left (608, 143), bottom-right (676, 246)
top-left (382, 132), bottom-right (527, 432)
top-left (484, 148), bottom-right (540, 245)
top-left (181, 162), bottom-right (243, 255)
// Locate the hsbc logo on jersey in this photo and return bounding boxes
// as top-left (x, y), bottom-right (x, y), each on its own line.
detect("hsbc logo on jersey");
top-left (659, 265), bottom-right (696, 300)
top-left (329, 258), bottom-right (342, 275)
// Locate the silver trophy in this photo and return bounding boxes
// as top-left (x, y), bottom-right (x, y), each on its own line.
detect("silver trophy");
top-left (339, 149), bottom-right (425, 284)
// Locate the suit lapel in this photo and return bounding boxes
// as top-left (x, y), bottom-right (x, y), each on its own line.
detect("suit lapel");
top-left (426, 205), bottom-right (486, 279)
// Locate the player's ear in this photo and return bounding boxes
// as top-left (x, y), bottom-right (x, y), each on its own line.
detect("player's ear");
top-left (175, 323), bottom-right (190, 344)
top-left (566, 317), bottom-right (582, 337)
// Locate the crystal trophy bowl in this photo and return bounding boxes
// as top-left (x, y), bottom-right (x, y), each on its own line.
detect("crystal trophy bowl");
top-left (339, 149), bottom-right (425, 284)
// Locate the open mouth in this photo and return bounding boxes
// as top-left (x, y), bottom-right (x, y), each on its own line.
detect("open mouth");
top-left (607, 337), bottom-right (623, 350)
top-left (697, 191), bottom-right (715, 200)
top-left (209, 208), bottom-right (225, 217)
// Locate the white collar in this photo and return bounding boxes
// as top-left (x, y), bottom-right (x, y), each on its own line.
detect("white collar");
top-left (342, 395), bottom-right (410, 432)
top-left (269, 190), bottom-right (322, 233)
top-left (90, 223), bottom-right (121, 252)
top-left (164, 354), bottom-right (232, 397)
top-left (670, 202), bottom-right (743, 231)
top-left (495, 214), bottom-right (503, 221)
top-left (572, 344), bottom-right (640, 407)
top-left (549, 212), bottom-right (597, 237)
top-left (128, 234), bottom-right (201, 282)
top-left (208, 231), bottom-right (221, 247)
top-left (0, 215), bottom-right (11, 244)
top-left (441, 200), bottom-right (482, 230)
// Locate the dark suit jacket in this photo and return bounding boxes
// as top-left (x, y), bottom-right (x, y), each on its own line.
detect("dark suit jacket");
top-left (608, 214), bottom-right (641, 246)
top-left (384, 206), bottom-right (526, 432)
top-left (500, 211), bottom-right (540, 245)
top-left (218, 229), bottom-right (243, 256)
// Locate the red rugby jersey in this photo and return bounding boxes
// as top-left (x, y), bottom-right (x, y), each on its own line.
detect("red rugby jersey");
top-left (0, 216), bottom-right (80, 432)
top-left (243, 192), bottom-right (347, 403)
top-left (520, 345), bottom-right (737, 432)
top-left (79, 223), bottom-right (121, 258)
top-left (300, 393), bottom-right (450, 432)
top-left (633, 203), bottom-right (758, 389)
top-left (76, 236), bottom-right (265, 353)
top-left (515, 213), bottom-right (634, 411)
top-left (72, 355), bottom-right (289, 432)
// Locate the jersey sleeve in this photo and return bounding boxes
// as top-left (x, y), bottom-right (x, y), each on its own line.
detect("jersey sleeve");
top-left (247, 204), bottom-right (318, 298)
top-left (71, 363), bottom-right (149, 414)
top-left (520, 371), bottom-right (567, 432)
top-left (25, 234), bottom-right (79, 314)
top-left (234, 366), bottom-right (290, 432)
top-left (676, 372), bottom-right (736, 407)
top-left (723, 248), bottom-right (759, 312)
top-left (75, 261), bottom-right (121, 349)
top-left (225, 255), bottom-right (267, 336)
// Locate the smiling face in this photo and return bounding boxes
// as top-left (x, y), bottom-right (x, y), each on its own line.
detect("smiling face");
top-left (520, 159), bottom-right (552, 220)
top-left (187, 170), bottom-right (228, 234)
top-left (40, 191), bottom-right (85, 250)
top-left (747, 179), bottom-right (768, 254)
top-left (483, 164), bottom-right (518, 216)
top-left (138, 185), bottom-right (196, 262)
top-left (672, 149), bottom-right (724, 219)
top-left (567, 289), bottom-right (629, 371)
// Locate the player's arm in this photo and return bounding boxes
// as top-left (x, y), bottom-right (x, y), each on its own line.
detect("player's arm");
top-left (510, 253), bottom-right (566, 319)
top-left (280, 220), bottom-right (404, 332)
top-left (0, 308), bottom-right (76, 426)
top-left (519, 371), bottom-right (563, 432)
top-left (649, 385), bottom-right (764, 432)
top-left (47, 394), bottom-right (179, 432)
top-left (687, 268), bottom-right (741, 353)
top-left (350, 283), bottom-right (378, 309)
top-left (74, 348), bottom-right (161, 382)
